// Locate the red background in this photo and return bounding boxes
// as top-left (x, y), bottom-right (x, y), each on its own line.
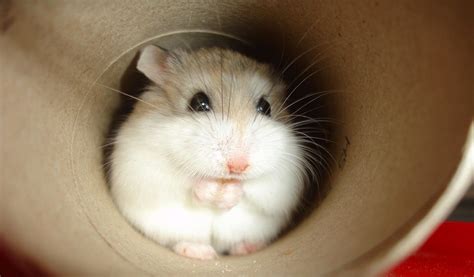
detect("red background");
top-left (1, 221), bottom-right (473, 276)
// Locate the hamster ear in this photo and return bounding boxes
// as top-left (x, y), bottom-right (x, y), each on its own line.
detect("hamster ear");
top-left (137, 45), bottom-right (169, 85)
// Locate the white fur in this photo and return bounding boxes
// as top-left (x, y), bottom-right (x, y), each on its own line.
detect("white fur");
top-left (109, 47), bottom-right (306, 257)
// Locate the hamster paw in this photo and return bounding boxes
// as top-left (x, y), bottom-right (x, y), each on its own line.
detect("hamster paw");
top-left (215, 183), bottom-right (243, 209)
top-left (229, 241), bottom-right (266, 256)
top-left (193, 179), bottom-right (243, 209)
top-left (193, 180), bottom-right (220, 204)
top-left (173, 242), bottom-right (218, 260)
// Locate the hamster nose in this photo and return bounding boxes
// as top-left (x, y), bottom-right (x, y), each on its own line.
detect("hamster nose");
top-left (227, 156), bottom-right (249, 174)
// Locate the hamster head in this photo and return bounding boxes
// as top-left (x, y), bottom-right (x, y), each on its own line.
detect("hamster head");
top-left (134, 45), bottom-right (303, 182)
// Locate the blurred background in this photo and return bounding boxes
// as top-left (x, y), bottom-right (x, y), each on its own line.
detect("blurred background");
top-left (448, 184), bottom-right (474, 221)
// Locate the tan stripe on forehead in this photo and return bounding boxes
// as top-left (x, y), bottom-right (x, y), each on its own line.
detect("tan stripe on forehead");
top-left (163, 47), bottom-right (286, 118)
top-left (232, 107), bottom-right (254, 137)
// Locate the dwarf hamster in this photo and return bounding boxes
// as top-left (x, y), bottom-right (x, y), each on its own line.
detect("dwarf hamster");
top-left (109, 45), bottom-right (308, 260)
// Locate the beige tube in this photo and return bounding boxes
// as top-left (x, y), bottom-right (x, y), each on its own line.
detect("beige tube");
top-left (1, 1), bottom-right (473, 275)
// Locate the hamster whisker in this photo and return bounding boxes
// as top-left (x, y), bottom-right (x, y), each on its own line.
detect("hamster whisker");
top-left (102, 158), bottom-right (120, 169)
top-left (286, 52), bottom-right (328, 89)
top-left (279, 88), bottom-right (344, 118)
top-left (219, 49), bottom-right (225, 122)
top-left (285, 120), bottom-right (334, 132)
top-left (297, 144), bottom-right (333, 173)
top-left (98, 140), bottom-right (122, 149)
top-left (285, 117), bottom-right (330, 127)
top-left (296, 105), bottom-right (327, 119)
top-left (96, 83), bottom-right (160, 110)
top-left (284, 115), bottom-right (340, 126)
top-left (279, 152), bottom-right (319, 183)
top-left (276, 151), bottom-right (308, 173)
top-left (298, 148), bottom-right (328, 172)
top-left (262, 133), bottom-right (330, 174)
top-left (292, 130), bottom-right (335, 164)
top-left (292, 125), bottom-right (332, 141)
top-left (276, 37), bottom-right (287, 71)
top-left (294, 131), bottom-right (335, 144)
top-left (227, 57), bottom-right (234, 121)
top-left (292, 129), bottom-right (328, 146)
top-left (275, 67), bottom-right (326, 118)
top-left (281, 43), bottom-right (326, 75)
top-left (281, 37), bottom-right (345, 75)
top-left (295, 136), bottom-right (334, 165)
top-left (286, 40), bottom-right (340, 88)
top-left (293, 129), bottom-right (330, 139)
top-left (254, 123), bottom-right (335, 171)
top-left (274, 39), bottom-right (347, 119)
top-left (277, 90), bottom-right (339, 118)
top-left (294, 18), bottom-right (323, 51)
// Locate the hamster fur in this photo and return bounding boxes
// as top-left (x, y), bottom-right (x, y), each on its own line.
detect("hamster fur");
top-left (109, 46), bottom-right (307, 260)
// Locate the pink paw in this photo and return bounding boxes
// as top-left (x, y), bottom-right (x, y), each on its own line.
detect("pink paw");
top-left (214, 182), bottom-right (243, 209)
top-left (193, 180), bottom-right (220, 204)
top-left (173, 242), bottom-right (217, 260)
top-left (193, 179), bottom-right (243, 210)
top-left (230, 241), bottom-right (266, 256)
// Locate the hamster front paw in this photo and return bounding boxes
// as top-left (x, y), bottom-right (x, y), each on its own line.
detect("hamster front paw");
top-left (193, 179), bottom-right (243, 210)
top-left (214, 182), bottom-right (243, 209)
top-left (193, 179), bottom-right (220, 204)
top-left (173, 241), bottom-right (218, 260)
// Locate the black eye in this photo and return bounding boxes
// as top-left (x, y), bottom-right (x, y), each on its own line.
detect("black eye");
top-left (256, 97), bottom-right (271, 116)
top-left (189, 91), bottom-right (212, 112)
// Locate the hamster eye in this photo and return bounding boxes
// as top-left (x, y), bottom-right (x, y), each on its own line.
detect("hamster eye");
top-left (256, 97), bottom-right (271, 116)
top-left (189, 91), bottom-right (212, 112)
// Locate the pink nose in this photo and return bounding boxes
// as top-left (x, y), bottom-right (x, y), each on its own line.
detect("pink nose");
top-left (227, 156), bottom-right (249, 174)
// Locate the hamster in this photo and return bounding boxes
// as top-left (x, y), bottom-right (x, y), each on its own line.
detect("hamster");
top-left (109, 45), bottom-right (307, 260)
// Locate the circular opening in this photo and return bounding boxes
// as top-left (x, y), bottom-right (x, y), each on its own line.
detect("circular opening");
top-left (96, 30), bottom-right (340, 262)
top-left (3, 1), bottom-right (471, 275)
top-left (65, 4), bottom-right (472, 276)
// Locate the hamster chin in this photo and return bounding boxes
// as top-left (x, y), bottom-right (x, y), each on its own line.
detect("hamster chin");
top-left (109, 46), bottom-right (309, 260)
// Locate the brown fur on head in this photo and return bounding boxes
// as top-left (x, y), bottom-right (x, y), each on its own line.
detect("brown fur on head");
top-left (136, 46), bottom-right (289, 123)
